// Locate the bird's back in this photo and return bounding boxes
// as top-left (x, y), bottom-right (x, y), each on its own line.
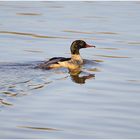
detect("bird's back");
top-left (36, 57), bottom-right (71, 69)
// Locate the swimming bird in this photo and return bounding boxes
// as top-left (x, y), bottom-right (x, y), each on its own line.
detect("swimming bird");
top-left (37, 40), bottom-right (95, 70)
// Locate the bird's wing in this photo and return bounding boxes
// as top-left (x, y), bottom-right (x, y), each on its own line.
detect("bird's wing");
top-left (37, 57), bottom-right (71, 69)
top-left (45, 57), bottom-right (71, 65)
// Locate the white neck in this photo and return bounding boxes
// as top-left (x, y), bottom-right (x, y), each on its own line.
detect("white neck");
top-left (71, 54), bottom-right (83, 64)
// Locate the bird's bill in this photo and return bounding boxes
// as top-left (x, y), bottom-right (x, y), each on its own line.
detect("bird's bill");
top-left (85, 43), bottom-right (96, 48)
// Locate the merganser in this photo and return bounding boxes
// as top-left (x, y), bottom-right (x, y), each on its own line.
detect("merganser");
top-left (37, 40), bottom-right (95, 70)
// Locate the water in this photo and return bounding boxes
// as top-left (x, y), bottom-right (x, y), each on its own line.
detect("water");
top-left (0, 1), bottom-right (140, 138)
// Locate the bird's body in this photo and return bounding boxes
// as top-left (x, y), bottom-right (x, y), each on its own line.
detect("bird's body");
top-left (37, 40), bottom-right (95, 70)
top-left (37, 55), bottom-right (83, 70)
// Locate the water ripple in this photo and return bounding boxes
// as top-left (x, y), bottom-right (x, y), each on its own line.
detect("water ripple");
top-left (16, 13), bottom-right (42, 16)
top-left (0, 31), bottom-right (71, 39)
top-left (128, 42), bottom-right (140, 45)
top-left (95, 54), bottom-right (130, 59)
top-left (0, 31), bottom-right (96, 40)
top-left (63, 30), bottom-right (118, 35)
top-left (19, 126), bottom-right (60, 131)
top-left (0, 98), bottom-right (13, 106)
top-left (63, 30), bottom-right (93, 34)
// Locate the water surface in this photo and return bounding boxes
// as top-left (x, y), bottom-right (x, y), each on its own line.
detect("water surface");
top-left (0, 1), bottom-right (140, 139)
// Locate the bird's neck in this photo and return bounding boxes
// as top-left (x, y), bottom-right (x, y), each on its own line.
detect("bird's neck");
top-left (71, 54), bottom-right (83, 64)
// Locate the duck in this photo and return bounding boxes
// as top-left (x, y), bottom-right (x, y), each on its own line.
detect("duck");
top-left (36, 40), bottom-right (95, 70)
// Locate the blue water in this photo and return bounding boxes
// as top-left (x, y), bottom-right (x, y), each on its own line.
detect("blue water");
top-left (0, 1), bottom-right (140, 138)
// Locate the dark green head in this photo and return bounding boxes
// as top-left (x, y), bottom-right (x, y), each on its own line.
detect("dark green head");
top-left (70, 40), bottom-right (95, 55)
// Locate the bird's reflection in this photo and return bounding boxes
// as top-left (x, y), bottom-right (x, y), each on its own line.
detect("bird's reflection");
top-left (68, 68), bottom-right (95, 84)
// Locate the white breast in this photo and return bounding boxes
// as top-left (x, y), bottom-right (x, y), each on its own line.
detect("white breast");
top-left (58, 54), bottom-right (83, 70)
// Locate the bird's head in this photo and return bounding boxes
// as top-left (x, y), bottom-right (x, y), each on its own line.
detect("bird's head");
top-left (70, 40), bottom-right (95, 55)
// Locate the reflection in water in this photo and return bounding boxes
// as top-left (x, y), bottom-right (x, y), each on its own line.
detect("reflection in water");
top-left (87, 68), bottom-right (101, 72)
top-left (69, 69), bottom-right (95, 84)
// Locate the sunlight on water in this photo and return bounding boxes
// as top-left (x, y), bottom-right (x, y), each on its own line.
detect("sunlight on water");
top-left (0, 1), bottom-right (140, 139)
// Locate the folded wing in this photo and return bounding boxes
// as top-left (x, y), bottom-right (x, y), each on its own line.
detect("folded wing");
top-left (36, 57), bottom-right (71, 69)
